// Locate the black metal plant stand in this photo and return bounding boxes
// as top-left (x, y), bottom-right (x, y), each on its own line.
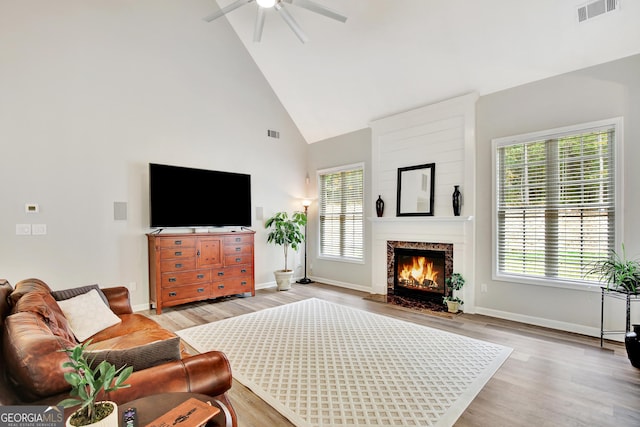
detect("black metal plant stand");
top-left (600, 287), bottom-right (640, 347)
top-left (297, 203), bottom-right (314, 284)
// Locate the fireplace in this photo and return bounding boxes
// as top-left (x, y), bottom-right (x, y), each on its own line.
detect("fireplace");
top-left (387, 241), bottom-right (453, 309)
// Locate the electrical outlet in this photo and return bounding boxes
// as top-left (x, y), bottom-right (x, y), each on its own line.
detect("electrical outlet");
top-left (129, 282), bottom-right (137, 291)
top-left (481, 283), bottom-right (488, 293)
top-left (32, 224), bottom-right (47, 235)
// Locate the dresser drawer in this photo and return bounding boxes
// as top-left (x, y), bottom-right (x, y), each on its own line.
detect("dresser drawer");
top-left (157, 237), bottom-right (196, 249)
top-left (224, 254), bottom-right (252, 266)
top-left (212, 278), bottom-right (252, 295)
top-left (224, 234), bottom-right (253, 245)
top-left (161, 270), bottom-right (210, 287)
top-left (211, 265), bottom-right (253, 281)
top-left (160, 259), bottom-right (196, 272)
top-left (160, 248), bottom-right (197, 260)
top-left (224, 244), bottom-right (253, 256)
top-left (161, 285), bottom-right (210, 301)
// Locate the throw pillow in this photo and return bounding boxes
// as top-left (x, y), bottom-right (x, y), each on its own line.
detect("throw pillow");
top-left (51, 284), bottom-right (109, 306)
top-left (84, 336), bottom-right (182, 371)
top-left (57, 289), bottom-right (122, 341)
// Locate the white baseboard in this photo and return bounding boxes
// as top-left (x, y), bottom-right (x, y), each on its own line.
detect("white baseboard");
top-left (132, 303), bottom-right (151, 312)
top-left (473, 306), bottom-right (613, 341)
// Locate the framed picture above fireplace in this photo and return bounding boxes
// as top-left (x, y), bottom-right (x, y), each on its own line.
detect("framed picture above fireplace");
top-left (396, 163), bottom-right (435, 216)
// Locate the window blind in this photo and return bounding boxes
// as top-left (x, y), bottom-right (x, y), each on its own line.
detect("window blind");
top-left (496, 124), bottom-right (616, 283)
top-left (319, 166), bottom-right (364, 261)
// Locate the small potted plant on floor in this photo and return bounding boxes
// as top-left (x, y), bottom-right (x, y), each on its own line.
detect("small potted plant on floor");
top-left (58, 341), bottom-right (133, 427)
top-left (443, 272), bottom-right (465, 313)
top-left (265, 211), bottom-right (307, 291)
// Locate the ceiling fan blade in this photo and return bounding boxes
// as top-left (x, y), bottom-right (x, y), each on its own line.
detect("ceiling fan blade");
top-left (253, 6), bottom-right (266, 42)
top-left (275, 2), bottom-right (309, 43)
top-left (203, 0), bottom-right (254, 22)
top-left (287, 0), bottom-right (347, 23)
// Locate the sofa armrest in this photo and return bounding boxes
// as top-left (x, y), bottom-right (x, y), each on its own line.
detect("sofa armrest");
top-left (101, 287), bottom-right (133, 315)
top-left (97, 351), bottom-right (233, 403)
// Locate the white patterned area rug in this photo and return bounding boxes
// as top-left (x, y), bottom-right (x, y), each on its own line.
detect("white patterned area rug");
top-left (177, 298), bottom-right (512, 427)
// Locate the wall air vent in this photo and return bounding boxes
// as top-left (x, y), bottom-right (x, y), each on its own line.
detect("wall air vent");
top-left (577, 0), bottom-right (619, 22)
top-left (267, 129), bottom-right (280, 139)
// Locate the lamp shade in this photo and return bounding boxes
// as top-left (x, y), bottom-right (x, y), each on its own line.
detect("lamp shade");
top-left (302, 199), bottom-right (312, 208)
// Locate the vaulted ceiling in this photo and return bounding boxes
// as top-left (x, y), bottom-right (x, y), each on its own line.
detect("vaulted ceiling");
top-left (211, 0), bottom-right (640, 143)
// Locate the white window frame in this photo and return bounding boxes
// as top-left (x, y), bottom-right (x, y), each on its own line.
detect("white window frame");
top-left (491, 117), bottom-right (624, 290)
top-left (317, 162), bottom-right (365, 264)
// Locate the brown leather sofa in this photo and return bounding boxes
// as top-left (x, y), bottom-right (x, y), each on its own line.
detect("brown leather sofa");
top-left (0, 278), bottom-right (237, 426)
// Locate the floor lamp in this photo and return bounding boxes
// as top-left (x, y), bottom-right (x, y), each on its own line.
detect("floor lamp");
top-left (297, 199), bottom-right (314, 284)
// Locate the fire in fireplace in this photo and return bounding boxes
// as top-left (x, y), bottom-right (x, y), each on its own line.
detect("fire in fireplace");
top-left (393, 248), bottom-right (446, 302)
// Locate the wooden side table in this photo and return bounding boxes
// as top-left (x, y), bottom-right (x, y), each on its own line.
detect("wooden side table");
top-left (119, 392), bottom-right (233, 427)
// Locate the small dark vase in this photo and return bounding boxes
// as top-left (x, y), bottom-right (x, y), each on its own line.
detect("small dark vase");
top-left (452, 185), bottom-right (461, 216)
top-left (376, 195), bottom-right (384, 217)
top-left (625, 324), bottom-right (640, 369)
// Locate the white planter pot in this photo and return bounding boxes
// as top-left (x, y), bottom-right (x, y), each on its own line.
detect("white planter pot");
top-left (446, 300), bottom-right (460, 313)
top-left (66, 401), bottom-right (118, 427)
top-left (274, 270), bottom-right (294, 291)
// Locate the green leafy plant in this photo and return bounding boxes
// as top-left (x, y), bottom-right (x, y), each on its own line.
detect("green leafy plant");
top-left (58, 341), bottom-right (133, 426)
top-left (587, 244), bottom-right (640, 293)
top-left (265, 211), bottom-right (307, 271)
top-left (443, 272), bottom-right (465, 305)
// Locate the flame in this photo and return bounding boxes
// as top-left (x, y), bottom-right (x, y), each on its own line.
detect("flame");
top-left (399, 256), bottom-right (438, 285)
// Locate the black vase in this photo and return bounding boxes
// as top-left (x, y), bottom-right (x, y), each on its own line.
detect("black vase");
top-left (376, 195), bottom-right (384, 217)
top-left (625, 324), bottom-right (640, 369)
top-left (452, 185), bottom-right (461, 216)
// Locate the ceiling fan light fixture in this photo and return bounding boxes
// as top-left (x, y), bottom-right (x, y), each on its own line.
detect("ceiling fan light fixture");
top-left (256, 0), bottom-right (277, 8)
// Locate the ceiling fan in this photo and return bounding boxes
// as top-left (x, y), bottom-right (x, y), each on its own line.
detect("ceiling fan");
top-left (203, 0), bottom-right (347, 43)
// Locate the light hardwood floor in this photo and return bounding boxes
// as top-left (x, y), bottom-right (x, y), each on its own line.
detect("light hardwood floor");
top-left (141, 283), bottom-right (640, 427)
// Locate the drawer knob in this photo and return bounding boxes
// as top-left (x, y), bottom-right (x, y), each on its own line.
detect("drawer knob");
top-left (168, 278), bottom-right (177, 283)
top-left (197, 288), bottom-right (205, 293)
top-left (241, 269), bottom-right (247, 273)
top-left (235, 237), bottom-right (241, 242)
top-left (174, 240), bottom-right (182, 245)
top-left (175, 251), bottom-right (182, 256)
top-left (241, 281), bottom-right (247, 286)
top-left (218, 284), bottom-right (225, 289)
top-left (175, 263), bottom-right (183, 268)
top-left (169, 292), bottom-right (177, 297)
top-left (235, 247), bottom-right (241, 252)
top-left (235, 258), bottom-right (242, 263)
top-left (197, 274), bottom-right (205, 279)
top-left (218, 272), bottom-right (224, 276)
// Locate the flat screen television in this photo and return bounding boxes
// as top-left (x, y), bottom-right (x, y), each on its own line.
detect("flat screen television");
top-left (149, 163), bottom-right (251, 228)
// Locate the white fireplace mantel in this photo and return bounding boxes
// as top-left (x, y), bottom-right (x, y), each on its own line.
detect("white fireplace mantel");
top-left (369, 216), bottom-right (473, 223)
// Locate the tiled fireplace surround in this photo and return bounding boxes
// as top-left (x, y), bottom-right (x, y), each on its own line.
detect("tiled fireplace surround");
top-left (387, 240), bottom-right (453, 309)
top-left (369, 93), bottom-right (477, 312)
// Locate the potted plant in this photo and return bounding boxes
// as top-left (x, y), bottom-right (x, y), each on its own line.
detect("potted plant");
top-left (586, 244), bottom-right (640, 294)
top-left (265, 211), bottom-right (307, 291)
top-left (443, 273), bottom-right (465, 313)
top-left (58, 341), bottom-right (133, 427)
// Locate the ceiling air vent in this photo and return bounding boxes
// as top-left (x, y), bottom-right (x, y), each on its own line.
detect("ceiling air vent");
top-left (577, 0), bottom-right (619, 22)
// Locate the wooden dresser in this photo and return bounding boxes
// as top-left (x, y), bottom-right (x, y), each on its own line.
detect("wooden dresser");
top-left (147, 231), bottom-right (255, 314)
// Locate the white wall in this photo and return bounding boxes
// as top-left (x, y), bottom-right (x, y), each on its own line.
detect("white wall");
top-left (306, 128), bottom-right (372, 291)
top-left (0, 0), bottom-right (309, 307)
top-left (475, 54), bottom-right (640, 337)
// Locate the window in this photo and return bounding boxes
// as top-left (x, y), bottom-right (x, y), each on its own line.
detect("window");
top-left (493, 119), bottom-right (620, 286)
top-left (318, 164), bottom-right (364, 262)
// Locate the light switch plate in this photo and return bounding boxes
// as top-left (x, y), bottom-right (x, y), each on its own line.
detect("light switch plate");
top-left (16, 224), bottom-right (31, 235)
